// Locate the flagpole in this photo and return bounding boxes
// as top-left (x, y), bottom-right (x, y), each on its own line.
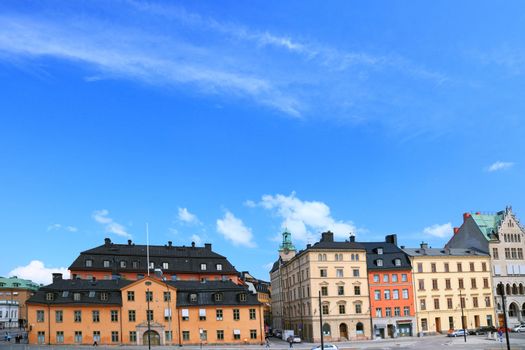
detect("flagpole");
top-left (146, 223), bottom-right (150, 276)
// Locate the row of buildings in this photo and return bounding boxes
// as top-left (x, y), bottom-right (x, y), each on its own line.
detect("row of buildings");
top-left (271, 207), bottom-right (525, 342)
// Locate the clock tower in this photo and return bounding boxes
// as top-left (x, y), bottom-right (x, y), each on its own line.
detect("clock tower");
top-left (278, 229), bottom-right (296, 261)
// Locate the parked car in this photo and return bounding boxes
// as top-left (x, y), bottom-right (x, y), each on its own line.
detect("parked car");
top-left (513, 325), bottom-right (525, 333)
top-left (287, 336), bottom-right (301, 343)
top-left (311, 344), bottom-right (339, 350)
top-left (469, 326), bottom-right (497, 335)
top-left (447, 329), bottom-right (468, 337)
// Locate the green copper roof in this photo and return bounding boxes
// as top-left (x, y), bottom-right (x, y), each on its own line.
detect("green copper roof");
top-left (279, 230), bottom-right (296, 251)
top-left (471, 212), bottom-right (504, 240)
top-left (0, 276), bottom-right (40, 290)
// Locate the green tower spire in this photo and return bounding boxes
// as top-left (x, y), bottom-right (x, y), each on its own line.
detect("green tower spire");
top-left (279, 228), bottom-right (296, 252)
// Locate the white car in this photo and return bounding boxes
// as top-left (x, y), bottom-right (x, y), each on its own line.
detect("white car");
top-left (287, 336), bottom-right (301, 343)
top-left (513, 325), bottom-right (525, 332)
top-left (311, 344), bottom-right (338, 350)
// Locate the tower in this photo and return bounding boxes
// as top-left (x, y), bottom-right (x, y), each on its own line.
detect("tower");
top-left (278, 229), bottom-right (296, 261)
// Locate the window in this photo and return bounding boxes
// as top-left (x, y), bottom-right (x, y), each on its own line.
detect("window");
top-left (101, 292), bottom-right (108, 301)
top-left (182, 309), bottom-right (189, 321)
top-left (182, 331), bottom-right (190, 341)
top-left (337, 286), bottom-right (344, 295)
top-left (392, 274), bottom-right (398, 282)
top-left (445, 279), bottom-right (451, 289)
top-left (164, 291), bottom-right (171, 302)
top-left (103, 260), bottom-right (110, 268)
top-left (147, 310), bottom-right (154, 321)
top-left (417, 263), bottom-right (423, 273)
top-left (216, 309), bottom-right (223, 320)
top-left (74, 293), bottom-right (81, 301)
top-left (111, 310), bottom-right (118, 322)
top-left (146, 291), bottom-right (153, 302)
top-left (111, 331), bottom-right (119, 343)
top-left (88, 291), bottom-right (95, 298)
top-left (457, 262), bottom-right (462, 272)
top-left (199, 309), bottom-right (206, 321)
top-left (92, 310), bottom-right (100, 322)
top-left (248, 308), bottom-right (256, 320)
top-left (505, 248), bottom-right (511, 259)
top-left (402, 289), bottom-right (408, 299)
top-left (470, 262), bottom-right (475, 272)
top-left (200, 330), bottom-right (207, 341)
top-left (418, 279), bottom-right (425, 290)
top-left (201, 263), bottom-right (207, 270)
top-left (460, 297), bottom-right (465, 308)
top-left (37, 331), bottom-right (45, 344)
top-left (482, 262), bottom-right (487, 271)
top-left (56, 331), bottom-right (64, 344)
top-left (132, 261), bottom-right (139, 269)
top-left (383, 274), bottom-right (389, 282)
top-left (431, 263), bottom-right (436, 272)
top-left (339, 304), bottom-right (345, 314)
top-left (394, 259), bottom-right (401, 266)
top-left (46, 292), bottom-right (54, 301)
top-left (163, 262), bottom-right (169, 270)
top-left (384, 290), bottom-right (391, 300)
top-left (485, 296), bottom-right (491, 307)
top-left (493, 248), bottom-right (499, 260)
top-left (377, 248), bottom-right (383, 254)
top-left (444, 262), bottom-right (449, 272)
top-left (458, 278), bottom-right (464, 289)
top-left (373, 274), bottom-right (379, 282)
top-left (375, 308), bottom-right (382, 317)
top-left (353, 269), bottom-right (360, 277)
top-left (401, 274), bottom-right (407, 282)
top-left (129, 310), bottom-right (136, 322)
top-left (321, 286), bottom-right (328, 296)
top-left (420, 299), bottom-right (426, 310)
top-left (336, 269), bottom-right (344, 278)
top-left (322, 305), bottom-right (329, 315)
top-left (216, 264), bottom-right (223, 271)
top-left (403, 306), bottom-right (410, 316)
top-left (250, 329), bottom-right (257, 339)
top-left (149, 262), bottom-right (154, 269)
top-left (233, 309), bottom-right (240, 320)
top-left (384, 307), bottom-right (392, 317)
top-left (165, 331), bottom-right (172, 342)
top-left (217, 330), bottom-right (224, 340)
top-left (190, 293), bottom-right (197, 302)
top-left (376, 259), bottom-right (383, 267)
top-left (74, 310), bottom-right (82, 322)
top-left (421, 319), bottom-right (428, 331)
top-left (74, 331), bottom-right (82, 343)
top-left (233, 330), bottom-right (241, 340)
top-left (120, 261), bottom-right (126, 268)
top-left (355, 304), bottom-right (362, 314)
top-left (483, 278), bottom-right (489, 289)
top-left (473, 296), bottom-right (479, 308)
top-left (393, 289), bottom-right (399, 299)
top-left (354, 286), bottom-right (361, 295)
top-left (320, 269), bottom-right (327, 277)
top-left (471, 278), bottom-right (477, 289)
top-left (432, 279), bottom-right (438, 290)
top-left (394, 307), bottom-right (400, 316)
top-left (86, 259), bottom-right (93, 267)
top-left (55, 310), bottom-right (63, 323)
top-left (447, 298), bottom-right (453, 309)
top-left (130, 331), bottom-right (137, 342)
top-left (434, 298), bottom-right (440, 310)
top-left (37, 310), bottom-right (44, 322)
top-left (374, 290), bottom-right (381, 301)
top-left (519, 248), bottom-right (524, 260)
top-left (128, 291), bottom-right (135, 301)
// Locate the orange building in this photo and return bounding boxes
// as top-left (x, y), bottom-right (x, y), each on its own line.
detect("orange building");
top-left (27, 274), bottom-right (264, 345)
top-left (363, 235), bottom-right (416, 338)
top-left (69, 238), bottom-right (241, 284)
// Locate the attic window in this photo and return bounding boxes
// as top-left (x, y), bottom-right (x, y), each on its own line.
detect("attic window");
top-left (103, 260), bottom-right (110, 268)
top-left (201, 264), bottom-right (207, 271)
top-left (85, 259), bottom-right (93, 267)
top-left (377, 248), bottom-right (383, 255)
top-left (190, 293), bottom-right (198, 302)
top-left (46, 293), bottom-right (54, 301)
top-left (73, 293), bottom-right (81, 301)
top-left (132, 261), bottom-right (139, 269)
top-left (120, 261), bottom-right (126, 268)
top-left (376, 259), bottom-right (383, 267)
top-left (239, 293), bottom-right (247, 302)
top-left (214, 293), bottom-right (223, 302)
top-left (394, 259), bottom-right (401, 266)
top-left (101, 292), bottom-right (108, 301)
top-left (216, 264), bottom-right (223, 271)
top-left (89, 291), bottom-right (96, 298)
top-left (62, 291), bottom-right (69, 298)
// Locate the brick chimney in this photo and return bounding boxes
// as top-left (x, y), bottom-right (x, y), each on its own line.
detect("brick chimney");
top-left (320, 231), bottom-right (334, 242)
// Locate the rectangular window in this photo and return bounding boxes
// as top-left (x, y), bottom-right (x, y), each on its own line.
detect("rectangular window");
top-left (182, 331), bottom-right (190, 341)
top-left (483, 278), bottom-right (489, 288)
top-left (164, 291), bottom-right (171, 302)
top-left (458, 278), bottom-right (464, 289)
top-left (74, 293), bottom-right (81, 301)
top-left (339, 304), bottom-right (345, 314)
top-left (373, 274), bottom-right (379, 282)
top-left (74, 310), bottom-right (82, 322)
top-left (85, 259), bottom-right (93, 267)
top-left (383, 274), bottom-right (389, 282)
top-left (505, 248), bottom-right (511, 259)
top-left (392, 274), bottom-right (398, 282)
top-left (434, 298), bottom-right (440, 310)
top-left (338, 286), bottom-right (345, 295)
top-left (384, 290), bottom-right (391, 300)
top-left (432, 279), bottom-right (438, 290)
top-left (403, 306), bottom-right (410, 316)
top-left (37, 331), bottom-right (45, 344)
top-left (493, 248), bottom-right (499, 260)
top-left (401, 274), bottom-right (407, 282)
top-left (146, 291), bottom-right (153, 302)
top-left (130, 331), bottom-right (137, 342)
top-left (249, 308), bottom-right (256, 320)
top-left (182, 309), bottom-right (189, 321)
top-left (470, 262), bottom-right (475, 272)
top-left (394, 307), bottom-right (400, 316)
top-left (354, 286), bottom-right (360, 295)
top-left (111, 310), bottom-right (118, 322)
top-left (402, 289), bottom-right (408, 299)
top-left (216, 309), bottom-right (223, 320)
top-left (199, 309), bottom-right (206, 321)
top-left (55, 310), bottom-right (63, 323)
top-left (355, 304), bottom-right (362, 314)
top-left (473, 296), bottom-right (479, 307)
top-left (56, 331), bottom-right (64, 344)
top-left (447, 298), bottom-right (453, 309)
top-left (449, 316), bottom-right (454, 330)
top-left (128, 291), bottom-right (135, 301)
top-left (92, 310), bottom-right (100, 322)
top-left (482, 262), bottom-right (487, 271)
top-left (163, 262), bottom-right (169, 269)
top-left (431, 263), bottom-right (436, 272)
top-left (417, 263), bottom-right (423, 273)
top-left (74, 331), bottom-right (82, 344)
top-left (320, 269), bottom-right (327, 277)
top-left (129, 310), bottom-right (136, 322)
top-left (374, 290), bottom-right (381, 301)
top-left (393, 289), bottom-right (399, 299)
top-left (457, 262), bottom-right (462, 272)
top-left (216, 264), bottom-right (223, 271)
top-left (217, 330), bottom-right (224, 340)
top-left (420, 299), bottom-right (426, 311)
top-left (233, 331), bottom-right (241, 340)
top-left (201, 263), bottom-right (207, 270)
top-left (103, 260), bottom-right (110, 268)
top-left (322, 305), bottom-right (329, 315)
top-left (233, 309), bottom-right (240, 320)
top-left (460, 297), bottom-right (465, 308)
top-left (353, 269), bottom-right (359, 277)
top-left (418, 279), bottom-right (425, 290)
top-left (336, 269), bottom-right (344, 278)
top-left (321, 286), bottom-right (328, 296)
top-left (471, 278), bottom-right (477, 289)
top-left (250, 329), bottom-right (257, 339)
top-left (147, 310), bottom-right (153, 321)
top-left (165, 331), bottom-right (172, 342)
top-left (375, 308), bottom-right (382, 317)
top-left (485, 296), bottom-right (491, 307)
top-left (120, 261), bottom-right (126, 268)
top-left (445, 279), bottom-right (451, 289)
top-left (421, 319), bottom-right (428, 331)
top-left (133, 261), bottom-right (139, 269)
top-left (111, 331), bottom-right (119, 343)
top-left (385, 307), bottom-right (391, 317)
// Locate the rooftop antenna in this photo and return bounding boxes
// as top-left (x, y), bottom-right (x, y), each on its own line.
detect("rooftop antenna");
top-left (146, 223), bottom-right (150, 276)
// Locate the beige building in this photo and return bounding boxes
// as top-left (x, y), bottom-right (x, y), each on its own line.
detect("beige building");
top-left (271, 231), bottom-right (371, 342)
top-left (403, 244), bottom-right (495, 334)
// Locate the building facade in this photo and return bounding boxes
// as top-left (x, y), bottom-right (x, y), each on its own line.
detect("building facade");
top-left (27, 274), bottom-right (264, 345)
top-left (363, 235), bottom-right (415, 338)
top-left (446, 207), bottom-right (525, 326)
top-left (69, 238), bottom-right (240, 284)
top-left (403, 244), bottom-right (495, 335)
top-left (271, 231), bottom-right (371, 342)
top-left (0, 276), bottom-right (39, 329)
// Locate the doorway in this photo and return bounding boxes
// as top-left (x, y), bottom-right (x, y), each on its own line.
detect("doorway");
top-left (435, 317), bottom-right (441, 333)
top-left (143, 330), bottom-right (161, 346)
top-left (339, 323), bottom-right (348, 340)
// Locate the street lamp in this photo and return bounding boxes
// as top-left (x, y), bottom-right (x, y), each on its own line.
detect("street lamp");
top-left (459, 289), bottom-right (466, 343)
top-left (145, 281), bottom-right (152, 350)
top-left (497, 282), bottom-right (511, 350)
top-left (318, 291), bottom-right (324, 350)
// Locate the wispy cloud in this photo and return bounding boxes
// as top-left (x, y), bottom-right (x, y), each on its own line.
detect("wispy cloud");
top-left (216, 210), bottom-right (256, 248)
top-left (177, 207), bottom-right (201, 225)
top-left (47, 223), bottom-right (78, 232)
top-left (423, 222), bottom-right (452, 238)
top-left (92, 209), bottom-right (131, 238)
top-left (487, 161), bottom-right (514, 172)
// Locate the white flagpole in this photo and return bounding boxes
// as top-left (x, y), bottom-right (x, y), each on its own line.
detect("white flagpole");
top-left (146, 223), bottom-right (150, 276)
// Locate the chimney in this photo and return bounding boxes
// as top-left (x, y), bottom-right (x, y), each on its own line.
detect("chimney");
top-left (453, 227), bottom-right (459, 234)
top-left (420, 242), bottom-right (428, 249)
top-left (306, 244), bottom-right (312, 249)
top-left (168, 241), bottom-right (173, 248)
top-left (475, 211), bottom-right (481, 215)
top-left (385, 234), bottom-right (397, 246)
top-left (52, 273), bottom-right (63, 281)
top-left (320, 231), bottom-right (334, 243)
top-left (204, 243), bottom-right (212, 251)
top-left (128, 239), bottom-right (132, 245)
top-left (104, 238), bottom-right (111, 246)
top-left (191, 241), bottom-right (196, 248)
top-left (349, 235), bottom-right (355, 243)
top-left (463, 213), bottom-right (471, 221)
top-left (400, 245), bottom-right (405, 249)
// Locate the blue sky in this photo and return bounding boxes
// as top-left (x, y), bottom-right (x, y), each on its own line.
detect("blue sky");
top-left (1, 0), bottom-right (524, 284)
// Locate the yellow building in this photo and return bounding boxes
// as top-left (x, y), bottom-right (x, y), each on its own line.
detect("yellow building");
top-left (403, 244), bottom-right (495, 334)
top-left (271, 231), bottom-right (371, 342)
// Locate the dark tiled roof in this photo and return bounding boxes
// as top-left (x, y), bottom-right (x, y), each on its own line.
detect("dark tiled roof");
top-left (308, 241), bottom-right (365, 250)
top-left (402, 247), bottom-right (489, 257)
top-left (69, 239), bottom-right (238, 275)
top-left (360, 242), bottom-right (411, 270)
top-left (26, 279), bottom-right (130, 306)
top-left (170, 280), bottom-right (261, 307)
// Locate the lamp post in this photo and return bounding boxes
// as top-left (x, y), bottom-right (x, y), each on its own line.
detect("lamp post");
top-left (145, 281), bottom-right (152, 350)
top-left (497, 282), bottom-right (511, 350)
top-left (459, 289), bottom-right (466, 343)
top-left (162, 276), bottom-right (172, 346)
top-left (318, 291), bottom-right (324, 350)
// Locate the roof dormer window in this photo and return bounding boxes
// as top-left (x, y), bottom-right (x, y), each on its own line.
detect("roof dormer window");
top-left (101, 292), bottom-right (108, 301)
top-left (239, 293), bottom-right (247, 302)
top-left (120, 261), bottom-right (126, 268)
top-left (46, 293), bottom-right (54, 301)
top-left (214, 293), bottom-right (223, 302)
top-left (394, 258), bottom-right (401, 266)
top-left (190, 293), bottom-right (198, 302)
top-left (376, 259), bottom-right (383, 267)
top-left (216, 264), bottom-right (222, 271)
top-left (201, 263), bottom-right (207, 271)
top-left (73, 293), bottom-right (81, 301)
top-left (377, 248), bottom-right (383, 255)
top-left (103, 260), bottom-right (110, 268)
top-left (85, 259), bottom-right (93, 267)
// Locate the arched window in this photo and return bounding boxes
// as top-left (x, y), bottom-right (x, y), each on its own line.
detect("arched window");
top-left (356, 254), bottom-right (359, 261)
top-left (513, 284), bottom-right (519, 295)
top-left (376, 259), bottom-right (383, 267)
top-left (323, 323), bottom-right (331, 336)
top-left (323, 254), bottom-right (327, 261)
top-left (520, 284), bottom-right (525, 295)
top-left (356, 322), bottom-right (364, 335)
top-left (318, 254), bottom-right (323, 261)
top-left (351, 254), bottom-right (355, 261)
top-left (522, 303), bottom-right (525, 317)
top-left (509, 303), bottom-right (519, 317)
top-left (507, 284), bottom-right (512, 295)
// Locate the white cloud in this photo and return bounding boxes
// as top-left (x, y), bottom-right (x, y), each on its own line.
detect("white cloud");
top-left (65, 226), bottom-right (78, 232)
top-left (243, 200), bottom-right (257, 208)
top-left (47, 223), bottom-right (79, 232)
top-left (47, 223), bottom-right (62, 231)
top-left (487, 161), bottom-right (514, 172)
top-left (216, 211), bottom-right (256, 248)
top-left (190, 234), bottom-right (203, 246)
top-left (92, 209), bottom-right (131, 238)
top-left (263, 262), bottom-right (275, 271)
top-left (257, 192), bottom-right (356, 243)
top-left (178, 207), bottom-right (200, 225)
top-left (423, 222), bottom-right (452, 238)
top-left (9, 260), bottom-right (69, 285)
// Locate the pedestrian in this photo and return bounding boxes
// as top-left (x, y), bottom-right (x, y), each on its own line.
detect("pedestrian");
top-left (498, 328), bottom-right (503, 343)
top-left (93, 340), bottom-right (98, 346)
top-left (288, 337), bottom-right (293, 348)
top-left (265, 337), bottom-right (270, 348)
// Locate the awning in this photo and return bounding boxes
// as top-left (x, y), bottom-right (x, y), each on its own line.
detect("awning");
top-left (396, 320), bottom-right (413, 324)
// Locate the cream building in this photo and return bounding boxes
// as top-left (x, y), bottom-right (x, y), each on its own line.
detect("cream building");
top-left (403, 244), bottom-right (495, 334)
top-left (271, 231), bottom-right (371, 342)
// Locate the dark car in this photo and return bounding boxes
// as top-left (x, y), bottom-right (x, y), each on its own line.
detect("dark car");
top-left (469, 326), bottom-right (496, 335)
